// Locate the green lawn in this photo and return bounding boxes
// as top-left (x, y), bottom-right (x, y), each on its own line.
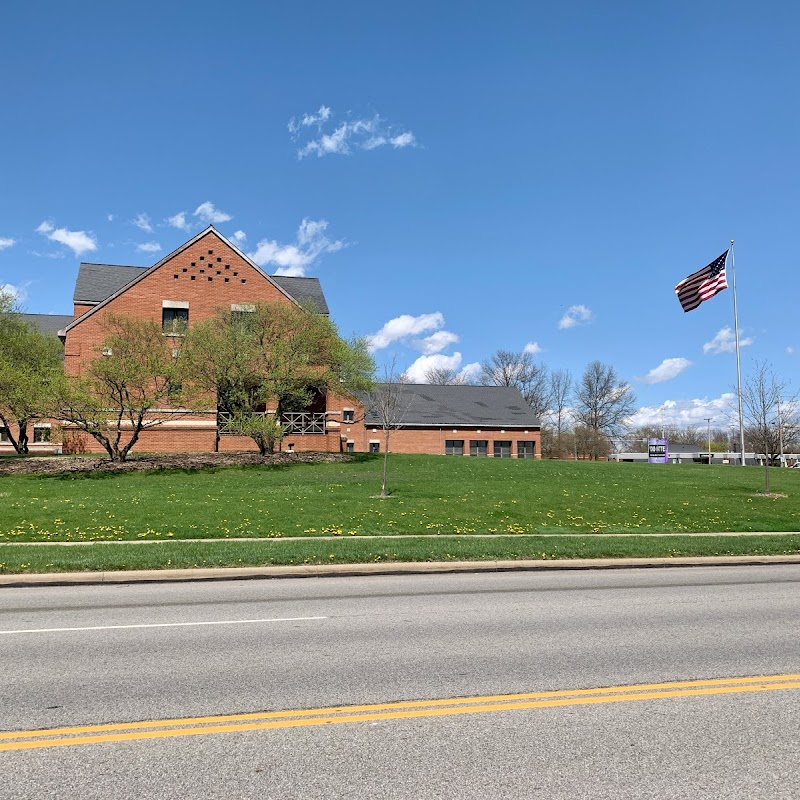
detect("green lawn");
top-left (1, 455), bottom-right (799, 544)
top-left (2, 534), bottom-right (800, 574)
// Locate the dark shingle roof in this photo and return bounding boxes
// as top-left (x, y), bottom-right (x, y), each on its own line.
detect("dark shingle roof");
top-left (72, 263), bottom-right (329, 314)
top-left (270, 276), bottom-right (329, 315)
top-left (19, 313), bottom-right (74, 336)
top-left (73, 263), bottom-right (147, 303)
top-left (362, 384), bottom-right (540, 428)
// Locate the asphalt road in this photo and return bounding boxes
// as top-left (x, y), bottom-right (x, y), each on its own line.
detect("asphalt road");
top-left (2, 566), bottom-right (800, 798)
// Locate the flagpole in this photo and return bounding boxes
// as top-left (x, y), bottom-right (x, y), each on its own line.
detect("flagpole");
top-left (730, 240), bottom-right (747, 465)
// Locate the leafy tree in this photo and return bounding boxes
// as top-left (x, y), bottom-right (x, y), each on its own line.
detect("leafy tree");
top-left (572, 360), bottom-right (636, 458)
top-left (479, 349), bottom-right (550, 417)
top-left (180, 302), bottom-right (374, 455)
top-left (0, 294), bottom-right (66, 454)
top-left (60, 315), bottom-right (186, 461)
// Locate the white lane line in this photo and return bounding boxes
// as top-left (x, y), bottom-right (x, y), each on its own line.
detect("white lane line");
top-left (0, 616), bottom-right (327, 635)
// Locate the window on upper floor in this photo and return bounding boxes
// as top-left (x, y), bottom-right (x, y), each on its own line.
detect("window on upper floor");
top-left (343, 409), bottom-right (355, 423)
top-left (162, 307), bottom-right (189, 334)
top-left (231, 304), bottom-right (256, 329)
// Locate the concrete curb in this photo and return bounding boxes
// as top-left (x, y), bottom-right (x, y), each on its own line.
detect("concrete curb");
top-left (2, 555), bottom-right (800, 587)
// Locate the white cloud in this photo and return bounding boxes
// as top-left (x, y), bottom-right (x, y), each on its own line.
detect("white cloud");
top-left (390, 132), bottom-right (416, 148)
top-left (459, 362), bottom-right (482, 382)
top-left (136, 242), bottom-right (162, 253)
top-left (404, 352), bottom-right (466, 383)
top-left (288, 105), bottom-right (332, 134)
top-left (0, 237), bottom-right (15, 251)
top-left (788, 346), bottom-right (795, 355)
top-left (194, 201), bottom-right (232, 225)
top-left (558, 304), bottom-right (593, 330)
top-left (703, 326), bottom-right (754, 354)
top-left (36, 220), bottom-right (98, 256)
top-left (291, 107), bottom-right (418, 159)
top-left (627, 393), bottom-right (736, 429)
top-left (415, 330), bottom-right (459, 355)
top-left (523, 341), bottom-right (543, 356)
top-left (107, 214), bottom-right (114, 222)
top-left (248, 218), bottom-right (345, 277)
top-left (231, 230), bottom-right (247, 247)
top-left (367, 312), bottom-right (445, 352)
top-left (132, 213), bottom-right (153, 233)
top-left (639, 357), bottom-right (692, 384)
top-left (167, 211), bottom-right (191, 232)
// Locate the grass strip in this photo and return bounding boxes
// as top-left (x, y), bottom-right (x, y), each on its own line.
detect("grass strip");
top-left (2, 456), bottom-right (800, 543)
top-left (1, 535), bottom-right (799, 574)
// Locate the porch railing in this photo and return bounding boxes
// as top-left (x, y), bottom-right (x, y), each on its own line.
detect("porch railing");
top-left (280, 412), bottom-right (326, 435)
top-left (217, 411), bottom-right (327, 435)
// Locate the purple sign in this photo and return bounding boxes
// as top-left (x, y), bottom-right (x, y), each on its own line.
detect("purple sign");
top-left (648, 438), bottom-right (668, 464)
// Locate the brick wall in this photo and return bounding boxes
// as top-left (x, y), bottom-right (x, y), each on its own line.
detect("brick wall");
top-left (347, 425), bottom-right (541, 458)
top-left (64, 230), bottom-right (296, 376)
top-left (57, 230), bottom-right (541, 457)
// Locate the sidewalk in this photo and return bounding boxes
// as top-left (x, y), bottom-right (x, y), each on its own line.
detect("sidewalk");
top-left (3, 554), bottom-right (800, 587)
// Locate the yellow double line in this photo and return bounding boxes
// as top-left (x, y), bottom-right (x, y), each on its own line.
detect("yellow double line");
top-left (3, 673), bottom-right (799, 752)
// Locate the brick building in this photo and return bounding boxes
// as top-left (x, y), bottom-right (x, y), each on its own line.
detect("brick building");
top-left (2, 227), bottom-right (540, 457)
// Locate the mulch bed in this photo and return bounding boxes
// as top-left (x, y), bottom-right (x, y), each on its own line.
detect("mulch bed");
top-left (0, 451), bottom-right (352, 476)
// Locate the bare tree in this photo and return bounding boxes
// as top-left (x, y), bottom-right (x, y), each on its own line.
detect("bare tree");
top-left (541, 368), bottom-right (573, 458)
top-left (573, 361), bottom-right (636, 459)
top-left (366, 361), bottom-right (410, 498)
top-left (739, 361), bottom-right (799, 493)
top-left (423, 365), bottom-right (470, 385)
top-left (480, 350), bottom-right (550, 417)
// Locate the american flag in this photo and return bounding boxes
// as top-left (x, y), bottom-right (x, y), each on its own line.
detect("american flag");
top-left (674, 250), bottom-right (729, 312)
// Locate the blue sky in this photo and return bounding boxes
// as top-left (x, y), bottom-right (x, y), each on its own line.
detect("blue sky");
top-left (1, 1), bottom-right (797, 431)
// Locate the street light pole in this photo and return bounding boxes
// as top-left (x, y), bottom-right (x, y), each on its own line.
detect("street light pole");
top-left (705, 418), bottom-right (712, 465)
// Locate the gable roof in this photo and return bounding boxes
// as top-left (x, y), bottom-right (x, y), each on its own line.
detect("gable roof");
top-left (71, 262), bottom-right (329, 315)
top-left (19, 313), bottom-right (74, 337)
top-left (74, 263), bottom-right (147, 303)
top-left (362, 384), bottom-right (540, 428)
top-left (65, 227), bottom-right (329, 332)
top-left (271, 276), bottom-right (329, 315)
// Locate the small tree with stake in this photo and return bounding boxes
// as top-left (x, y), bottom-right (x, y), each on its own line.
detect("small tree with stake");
top-left (366, 362), bottom-right (410, 498)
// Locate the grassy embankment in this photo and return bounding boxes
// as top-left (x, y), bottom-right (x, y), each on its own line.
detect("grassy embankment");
top-left (1, 455), bottom-right (799, 573)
